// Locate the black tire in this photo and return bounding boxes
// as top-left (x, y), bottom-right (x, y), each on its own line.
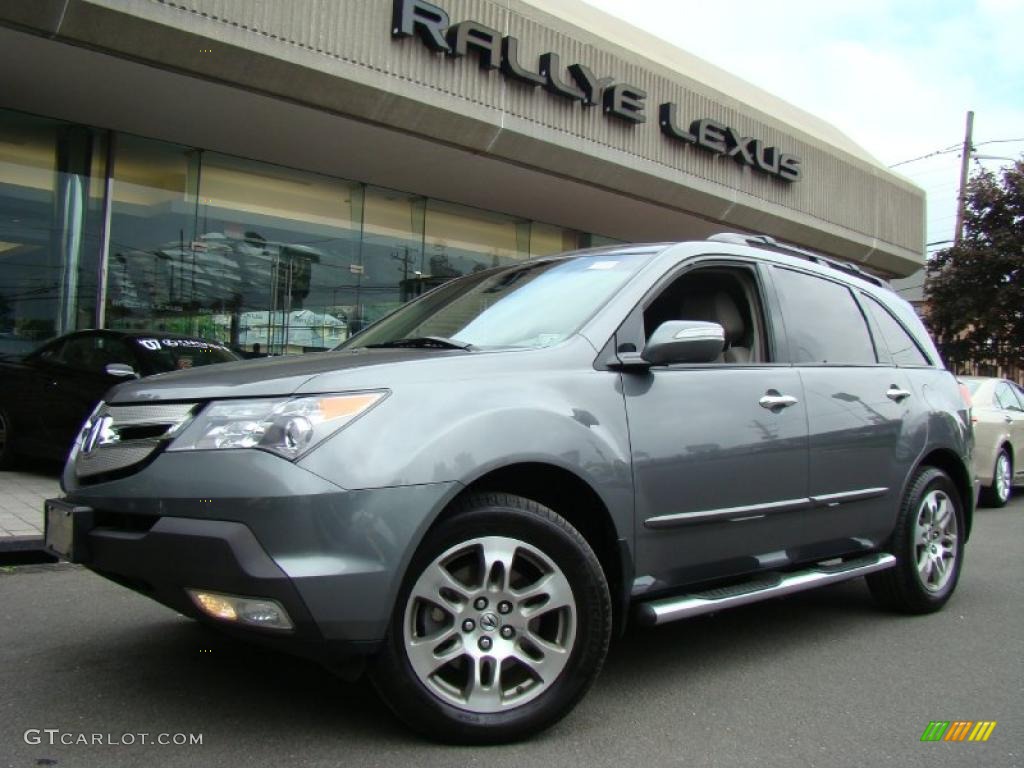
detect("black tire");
top-left (0, 406), bottom-right (16, 470)
top-left (979, 448), bottom-right (1012, 508)
top-left (370, 492), bottom-right (612, 744)
top-left (867, 466), bottom-right (965, 614)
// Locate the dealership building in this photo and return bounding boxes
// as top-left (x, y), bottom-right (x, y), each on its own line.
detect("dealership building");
top-left (0, 0), bottom-right (925, 355)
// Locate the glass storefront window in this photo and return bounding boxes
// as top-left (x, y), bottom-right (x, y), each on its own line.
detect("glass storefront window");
top-left (529, 222), bottom-right (581, 257)
top-left (195, 153), bottom-right (361, 354)
top-left (359, 187), bottom-right (426, 333)
top-left (3, 109), bottom-right (626, 359)
top-left (105, 134), bottom-right (200, 338)
top-left (424, 199), bottom-right (529, 280)
top-left (0, 110), bottom-right (107, 354)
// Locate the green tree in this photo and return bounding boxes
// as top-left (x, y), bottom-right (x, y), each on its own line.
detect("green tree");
top-left (926, 158), bottom-right (1023, 375)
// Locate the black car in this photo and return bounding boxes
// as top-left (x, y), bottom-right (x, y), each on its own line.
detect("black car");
top-left (0, 329), bottom-right (239, 467)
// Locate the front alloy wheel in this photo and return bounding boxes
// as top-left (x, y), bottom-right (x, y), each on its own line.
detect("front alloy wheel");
top-left (371, 493), bottom-right (611, 744)
top-left (404, 536), bottom-right (576, 713)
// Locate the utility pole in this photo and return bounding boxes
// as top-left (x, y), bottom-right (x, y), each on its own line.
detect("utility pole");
top-left (954, 110), bottom-right (975, 246)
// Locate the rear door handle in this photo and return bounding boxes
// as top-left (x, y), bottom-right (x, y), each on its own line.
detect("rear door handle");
top-left (759, 393), bottom-right (799, 410)
top-left (886, 386), bottom-right (912, 402)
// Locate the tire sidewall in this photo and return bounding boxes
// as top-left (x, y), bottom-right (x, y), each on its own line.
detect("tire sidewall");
top-left (995, 450), bottom-right (1012, 505)
top-left (899, 468), bottom-right (965, 606)
top-left (371, 497), bottom-right (611, 743)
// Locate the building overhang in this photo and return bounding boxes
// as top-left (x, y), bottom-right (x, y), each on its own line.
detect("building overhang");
top-left (0, 0), bottom-right (925, 277)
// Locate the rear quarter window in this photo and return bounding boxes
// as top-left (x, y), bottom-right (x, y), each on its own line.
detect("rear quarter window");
top-left (861, 295), bottom-right (931, 366)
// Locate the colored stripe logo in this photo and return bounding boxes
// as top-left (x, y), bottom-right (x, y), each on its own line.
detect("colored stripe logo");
top-left (921, 721), bottom-right (997, 742)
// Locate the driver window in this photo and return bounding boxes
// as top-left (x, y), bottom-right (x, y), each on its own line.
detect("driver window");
top-left (642, 267), bottom-right (766, 363)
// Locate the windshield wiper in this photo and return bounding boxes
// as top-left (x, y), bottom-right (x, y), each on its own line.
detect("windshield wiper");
top-left (365, 336), bottom-right (473, 351)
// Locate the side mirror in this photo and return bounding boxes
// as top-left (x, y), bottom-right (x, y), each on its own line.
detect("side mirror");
top-left (642, 321), bottom-right (725, 365)
top-left (105, 363), bottom-right (139, 379)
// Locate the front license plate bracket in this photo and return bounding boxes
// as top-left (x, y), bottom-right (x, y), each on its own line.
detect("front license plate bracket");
top-left (44, 500), bottom-right (94, 563)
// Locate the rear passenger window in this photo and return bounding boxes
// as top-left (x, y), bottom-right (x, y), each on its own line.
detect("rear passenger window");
top-left (771, 267), bottom-right (876, 365)
top-left (995, 383), bottom-right (1023, 411)
top-left (862, 295), bottom-right (930, 366)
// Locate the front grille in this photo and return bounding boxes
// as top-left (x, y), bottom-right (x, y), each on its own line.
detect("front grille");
top-left (75, 402), bottom-right (197, 480)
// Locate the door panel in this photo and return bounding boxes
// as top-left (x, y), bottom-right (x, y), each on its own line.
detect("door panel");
top-left (626, 366), bottom-right (809, 591)
top-left (997, 382), bottom-right (1024, 483)
top-left (798, 367), bottom-right (920, 547)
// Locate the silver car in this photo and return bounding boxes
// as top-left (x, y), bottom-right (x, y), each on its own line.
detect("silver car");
top-left (962, 377), bottom-right (1024, 507)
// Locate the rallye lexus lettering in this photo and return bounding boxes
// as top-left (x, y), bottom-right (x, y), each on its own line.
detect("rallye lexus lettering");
top-left (391, 0), bottom-right (802, 182)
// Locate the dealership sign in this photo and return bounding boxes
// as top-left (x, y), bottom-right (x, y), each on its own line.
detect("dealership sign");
top-left (392, 0), bottom-right (802, 182)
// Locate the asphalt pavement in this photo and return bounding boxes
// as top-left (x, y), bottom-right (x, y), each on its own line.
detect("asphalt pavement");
top-left (1, 499), bottom-right (1021, 768)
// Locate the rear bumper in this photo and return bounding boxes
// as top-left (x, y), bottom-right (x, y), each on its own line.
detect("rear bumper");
top-left (57, 450), bottom-right (460, 654)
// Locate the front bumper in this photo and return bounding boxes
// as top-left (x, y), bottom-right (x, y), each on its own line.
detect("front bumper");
top-left (55, 449), bottom-right (459, 655)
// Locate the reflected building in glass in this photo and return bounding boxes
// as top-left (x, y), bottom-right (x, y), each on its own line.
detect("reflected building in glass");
top-left (0, 110), bottom-right (608, 355)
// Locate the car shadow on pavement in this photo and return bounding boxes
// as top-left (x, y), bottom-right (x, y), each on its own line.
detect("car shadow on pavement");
top-left (62, 577), bottom-right (891, 748)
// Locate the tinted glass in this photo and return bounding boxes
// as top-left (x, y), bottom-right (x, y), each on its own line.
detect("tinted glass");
top-left (42, 334), bottom-right (133, 373)
top-left (132, 336), bottom-right (237, 372)
top-left (343, 253), bottom-right (650, 351)
top-left (862, 295), bottom-right (930, 366)
top-left (771, 268), bottom-right (876, 364)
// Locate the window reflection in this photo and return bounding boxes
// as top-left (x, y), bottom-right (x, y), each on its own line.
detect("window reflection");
top-left (1, 108), bottom-right (625, 357)
top-left (0, 112), bottom-right (106, 354)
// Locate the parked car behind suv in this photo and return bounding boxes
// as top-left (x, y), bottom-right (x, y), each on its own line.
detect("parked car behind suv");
top-left (45, 236), bottom-right (974, 743)
top-left (961, 376), bottom-right (1024, 507)
top-left (0, 330), bottom-right (239, 467)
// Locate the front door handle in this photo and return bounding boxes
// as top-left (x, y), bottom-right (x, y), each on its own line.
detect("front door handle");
top-left (886, 386), bottom-right (912, 402)
top-left (759, 392), bottom-right (799, 410)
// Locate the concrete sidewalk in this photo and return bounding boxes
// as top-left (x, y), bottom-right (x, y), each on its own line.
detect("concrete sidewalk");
top-left (0, 467), bottom-right (60, 550)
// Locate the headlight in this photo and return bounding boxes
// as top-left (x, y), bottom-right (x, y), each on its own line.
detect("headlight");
top-left (167, 391), bottom-right (386, 460)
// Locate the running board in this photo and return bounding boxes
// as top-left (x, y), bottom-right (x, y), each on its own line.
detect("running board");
top-left (636, 553), bottom-right (897, 626)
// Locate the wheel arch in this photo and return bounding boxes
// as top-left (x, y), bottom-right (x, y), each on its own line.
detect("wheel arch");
top-left (433, 462), bottom-right (631, 635)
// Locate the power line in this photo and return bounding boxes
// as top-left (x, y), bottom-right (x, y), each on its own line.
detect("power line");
top-left (888, 145), bottom-right (960, 168)
top-left (888, 136), bottom-right (1024, 169)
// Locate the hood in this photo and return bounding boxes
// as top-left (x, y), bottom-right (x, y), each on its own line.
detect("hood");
top-left (106, 347), bottom-right (469, 403)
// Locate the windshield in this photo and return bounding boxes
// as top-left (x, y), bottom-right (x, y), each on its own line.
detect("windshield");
top-left (134, 337), bottom-right (239, 371)
top-left (340, 252), bottom-right (652, 351)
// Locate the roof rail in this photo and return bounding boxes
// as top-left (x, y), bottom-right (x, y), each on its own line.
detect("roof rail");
top-left (706, 232), bottom-right (888, 288)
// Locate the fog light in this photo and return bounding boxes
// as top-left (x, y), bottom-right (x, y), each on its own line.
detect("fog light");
top-left (187, 589), bottom-right (293, 630)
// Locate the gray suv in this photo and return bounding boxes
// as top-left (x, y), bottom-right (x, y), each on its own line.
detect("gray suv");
top-left (45, 235), bottom-right (974, 743)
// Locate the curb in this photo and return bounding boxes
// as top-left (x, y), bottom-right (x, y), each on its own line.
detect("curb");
top-left (0, 535), bottom-right (45, 553)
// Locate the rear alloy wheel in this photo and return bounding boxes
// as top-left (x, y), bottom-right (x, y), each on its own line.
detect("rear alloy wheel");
top-left (980, 449), bottom-right (1012, 508)
top-left (867, 466), bottom-right (965, 613)
top-left (370, 493), bottom-right (611, 744)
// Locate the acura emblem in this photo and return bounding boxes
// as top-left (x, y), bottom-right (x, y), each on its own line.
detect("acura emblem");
top-left (82, 415), bottom-right (115, 455)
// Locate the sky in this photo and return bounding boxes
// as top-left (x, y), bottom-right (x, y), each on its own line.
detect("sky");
top-left (580, 0), bottom-right (1024, 258)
